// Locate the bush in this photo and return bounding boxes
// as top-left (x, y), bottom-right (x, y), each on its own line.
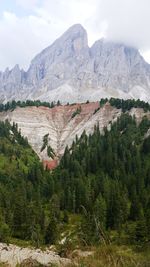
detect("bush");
top-left (0, 222), bottom-right (10, 243)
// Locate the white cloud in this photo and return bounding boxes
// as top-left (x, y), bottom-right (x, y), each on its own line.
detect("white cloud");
top-left (16, 0), bottom-right (39, 10)
top-left (0, 0), bottom-right (150, 71)
top-left (95, 0), bottom-right (150, 50)
top-left (0, 10), bottom-right (60, 70)
top-left (142, 50), bottom-right (150, 63)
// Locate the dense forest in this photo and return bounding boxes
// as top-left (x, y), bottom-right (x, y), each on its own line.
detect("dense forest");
top-left (99, 98), bottom-right (150, 112)
top-left (0, 120), bottom-right (58, 246)
top-left (108, 98), bottom-right (150, 112)
top-left (0, 103), bottom-right (150, 249)
top-left (58, 113), bottom-right (150, 245)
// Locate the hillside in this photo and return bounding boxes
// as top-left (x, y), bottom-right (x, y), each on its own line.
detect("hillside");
top-left (1, 102), bottom-right (150, 266)
top-left (0, 100), bottom-right (150, 167)
top-left (0, 120), bottom-right (57, 244)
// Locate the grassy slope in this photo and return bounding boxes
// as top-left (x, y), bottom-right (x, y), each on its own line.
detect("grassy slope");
top-left (56, 214), bottom-right (150, 267)
top-left (65, 245), bottom-right (150, 267)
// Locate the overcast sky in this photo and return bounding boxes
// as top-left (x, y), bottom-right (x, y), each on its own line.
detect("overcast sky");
top-left (0, 0), bottom-right (150, 71)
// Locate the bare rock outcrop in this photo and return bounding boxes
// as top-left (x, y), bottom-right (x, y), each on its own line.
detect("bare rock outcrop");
top-left (0, 243), bottom-right (70, 267)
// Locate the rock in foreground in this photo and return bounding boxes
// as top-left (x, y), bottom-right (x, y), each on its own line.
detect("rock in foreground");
top-left (0, 243), bottom-right (70, 267)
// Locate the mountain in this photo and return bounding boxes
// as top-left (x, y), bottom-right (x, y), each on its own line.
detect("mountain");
top-left (0, 24), bottom-right (150, 103)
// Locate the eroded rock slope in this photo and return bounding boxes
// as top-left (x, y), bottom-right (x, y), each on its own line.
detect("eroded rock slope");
top-left (0, 102), bottom-right (150, 166)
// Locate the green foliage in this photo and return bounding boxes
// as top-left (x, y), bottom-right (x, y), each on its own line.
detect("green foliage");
top-left (0, 99), bottom-right (61, 112)
top-left (134, 216), bottom-right (148, 243)
top-left (0, 222), bottom-right (10, 243)
top-left (1, 98), bottom-right (150, 115)
top-left (94, 194), bottom-right (107, 230)
top-left (1, 99), bottom-right (150, 249)
top-left (57, 113), bottom-right (150, 245)
top-left (109, 97), bottom-right (150, 112)
top-left (100, 98), bottom-right (108, 107)
top-left (65, 244), bottom-right (150, 267)
top-left (0, 120), bottom-right (60, 246)
top-left (93, 97), bottom-right (150, 113)
top-left (41, 133), bottom-right (49, 152)
top-left (57, 100), bottom-right (61, 106)
top-left (63, 210), bottom-right (69, 223)
top-left (47, 145), bottom-right (55, 159)
top-left (71, 106), bottom-right (81, 118)
top-left (40, 134), bottom-right (55, 158)
top-left (45, 217), bottom-right (58, 244)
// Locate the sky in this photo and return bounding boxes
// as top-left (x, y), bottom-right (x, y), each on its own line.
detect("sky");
top-left (0, 0), bottom-right (150, 71)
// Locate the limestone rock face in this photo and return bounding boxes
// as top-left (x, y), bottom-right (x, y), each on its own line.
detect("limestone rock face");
top-left (90, 40), bottom-right (149, 92)
top-left (0, 24), bottom-right (150, 103)
top-left (27, 24), bottom-right (89, 89)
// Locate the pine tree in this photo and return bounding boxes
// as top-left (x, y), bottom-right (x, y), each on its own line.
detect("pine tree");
top-left (45, 217), bottom-right (58, 244)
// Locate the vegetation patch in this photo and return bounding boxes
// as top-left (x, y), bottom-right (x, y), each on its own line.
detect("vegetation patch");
top-left (41, 133), bottom-right (49, 152)
top-left (0, 99), bottom-right (61, 112)
top-left (109, 97), bottom-right (150, 112)
top-left (71, 106), bottom-right (82, 118)
top-left (40, 133), bottom-right (55, 159)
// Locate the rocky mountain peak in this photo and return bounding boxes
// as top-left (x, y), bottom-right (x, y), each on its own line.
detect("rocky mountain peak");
top-left (89, 39), bottom-right (150, 93)
top-left (60, 23), bottom-right (88, 52)
top-left (91, 39), bottom-right (141, 67)
top-left (30, 23), bottom-right (88, 66)
top-left (27, 24), bottom-right (89, 87)
top-left (0, 24), bottom-right (150, 103)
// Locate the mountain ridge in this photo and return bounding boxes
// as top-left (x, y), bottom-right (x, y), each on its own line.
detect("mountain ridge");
top-left (0, 24), bottom-right (150, 103)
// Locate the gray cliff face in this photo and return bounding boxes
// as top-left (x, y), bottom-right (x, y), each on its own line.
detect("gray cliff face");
top-left (27, 24), bottom-right (89, 81)
top-left (89, 40), bottom-right (150, 92)
top-left (0, 65), bottom-right (27, 102)
top-left (0, 24), bottom-right (150, 103)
